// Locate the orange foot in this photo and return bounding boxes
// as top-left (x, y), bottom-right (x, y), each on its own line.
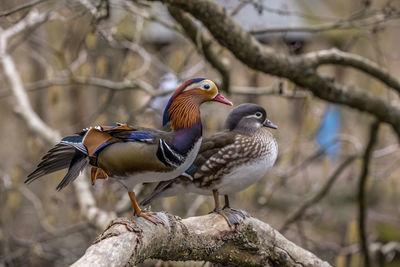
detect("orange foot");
top-left (135, 211), bottom-right (165, 225)
top-left (90, 167), bottom-right (108, 185)
top-left (128, 191), bottom-right (164, 225)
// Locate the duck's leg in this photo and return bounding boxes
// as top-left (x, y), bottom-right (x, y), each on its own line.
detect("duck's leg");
top-left (90, 167), bottom-right (108, 185)
top-left (222, 194), bottom-right (250, 224)
top-left (222, 194), bottom-right (230, 209)
top-left (211, 190), bottom-right (241, 227)
top-left (212, 189), bottom-right (222, 211)
top-left (128, 191), bottom-right (164, 225)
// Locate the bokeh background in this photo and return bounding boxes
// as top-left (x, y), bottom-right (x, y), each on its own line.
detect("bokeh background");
top-left (1, 0), bottom-right (400, 266)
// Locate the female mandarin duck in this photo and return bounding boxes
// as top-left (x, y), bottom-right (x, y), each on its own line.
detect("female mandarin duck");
top-left (26, 78), bottom-right (232, 224)
top-left (141, 103), bottom-right (278, 226)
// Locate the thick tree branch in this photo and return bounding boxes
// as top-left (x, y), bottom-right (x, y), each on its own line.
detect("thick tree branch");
top-left (303, 48), bottom-right (400, 94)
top-left (72, 213), bottom-right (332, 267)
top-left (151, 0), bottom-right (400, 135)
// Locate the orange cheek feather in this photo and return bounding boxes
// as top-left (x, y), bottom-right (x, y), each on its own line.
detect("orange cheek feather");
top-left (168, 91), bottom-right (202, 130)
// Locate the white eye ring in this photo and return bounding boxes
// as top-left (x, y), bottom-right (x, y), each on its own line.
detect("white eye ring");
top-left (202, 83), bottom-right (211, 90)
top-left (255, 112), bottom-right (262, 117)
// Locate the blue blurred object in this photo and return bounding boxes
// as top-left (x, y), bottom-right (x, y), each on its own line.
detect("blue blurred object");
top-left (316, 105), bottom-right (341, 161)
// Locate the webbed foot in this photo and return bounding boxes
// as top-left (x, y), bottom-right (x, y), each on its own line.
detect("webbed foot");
top-left (213, 207), bottom-right (250, 227)
top-left (135, 211), bottom-right (165, 225)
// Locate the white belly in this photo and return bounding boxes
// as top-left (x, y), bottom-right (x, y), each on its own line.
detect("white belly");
top-left (186, 155), bottom-right (275, 195)
top-left (218, 156), bottom-right (274, 194)
top-left (112, 138), bottom-right (202, 190)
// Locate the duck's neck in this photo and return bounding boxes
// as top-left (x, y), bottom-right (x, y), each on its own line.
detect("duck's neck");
top-left (168, 95), bottom-right (203, 154)
top-left (171, 121), bottom-right (202, 154)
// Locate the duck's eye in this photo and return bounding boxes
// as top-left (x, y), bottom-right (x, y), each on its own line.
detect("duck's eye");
top-left (255, 112), bottom-right (262, 117)
top-left (203, 84), bottom-right (211, 90)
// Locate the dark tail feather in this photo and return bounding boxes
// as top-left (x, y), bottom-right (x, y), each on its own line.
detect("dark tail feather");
top-left (140, 180), bottom-right (175, 206)
top-left (26, 144), bottom-right (76, 184)
top-left (55, 151), bottom-right (89, 191)
top-left (26, 138), bottom-right (89, 190)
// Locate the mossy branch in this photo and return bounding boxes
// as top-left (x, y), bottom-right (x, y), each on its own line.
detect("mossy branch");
top-left (72, 213), bottom-right (331, 266)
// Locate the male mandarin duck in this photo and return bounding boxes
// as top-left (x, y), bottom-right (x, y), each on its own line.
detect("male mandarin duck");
top-left (26, 78), bottom-right (232, 224)
top-left (141, 103), bottom-right (278, 226)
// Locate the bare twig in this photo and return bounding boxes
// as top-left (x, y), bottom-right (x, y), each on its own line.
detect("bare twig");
top-left (0, 9), bottom-right (114, 230)
top-left (72, 213), bottom-right (332, 267)
top-left (280, 154), bottom-right (358, 233)
top-left (231, 84), bottom-right (309, 98)
top-left (0, 10), bottom-right (58, 142)
top-left (250, 10), bottom-right (400, 34)
top-left (0, 0), bottom-right (50, 17)
top-left (1, 78), bottom-right (307, 99)
top-left (358, 120), bottom-right (381, 267)
top-left (167, 6), bottom-right (231, 92)
top-left (125, 2), bottom-right (183, 34)
top-left (0, 76), bottom-right (163, 99)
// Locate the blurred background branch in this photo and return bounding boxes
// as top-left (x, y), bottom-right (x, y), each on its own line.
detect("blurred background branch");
top-left (1, 0), bottom-right (400, 266)
top-left (358, 120), bottom-right (381, 267)
top-left (0, 7), bottom-right (114, 231)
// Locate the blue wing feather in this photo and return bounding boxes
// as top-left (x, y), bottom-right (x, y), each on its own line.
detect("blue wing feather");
top-left (116, 131), bottom-right (155, 142)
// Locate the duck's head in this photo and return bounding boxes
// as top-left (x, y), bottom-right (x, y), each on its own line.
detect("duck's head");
top-left (163, 78), bottom-right (232, 129)
top-left (225, 103), bottom-right (277, 134)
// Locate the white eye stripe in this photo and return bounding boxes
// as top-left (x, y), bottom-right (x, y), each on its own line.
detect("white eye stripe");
top-left (245, 113), bottom-right (263, 119)
top-left (183, 80), bottom-right (214, 92)
top-left (183, 83), bottom-right (198, 92)
top-left (244, 114), bottom-right (259, 119)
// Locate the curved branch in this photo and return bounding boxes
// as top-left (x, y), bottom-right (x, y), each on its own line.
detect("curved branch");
top-left (303, 48), bottom-right (400, 94)
top-left (72, 213), bottom-right (332, 267)
top-left (151, 0), bottom-right (400, 135)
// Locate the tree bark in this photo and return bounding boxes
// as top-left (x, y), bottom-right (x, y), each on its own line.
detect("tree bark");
top-left (72, 213), bottom-right (331, 267)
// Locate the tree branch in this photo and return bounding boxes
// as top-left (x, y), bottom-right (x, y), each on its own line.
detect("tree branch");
top-left (303, 48), bottom-right (400, 95)
top-left (0, 0), bottom-right (49, 17)
top-left (150, 0), bottom-right (400, 135)
top-left (250, 10), bottom-right (400, 34)
top-left (358, 120), bottom-right (381, 267)
top-left (280, 154), bottom-right (358, 233)
top-left (72, 213), bottom-right (332, 267)
top-left (167, 6), bottom-right (231, 92)
top-left (0, 8), bottom-right (114, 230)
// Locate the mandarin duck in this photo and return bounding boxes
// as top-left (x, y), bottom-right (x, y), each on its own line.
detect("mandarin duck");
top-left (141, 103), bottom-right (278, 226)
top-left (25, 78), bottom-right (232, 224)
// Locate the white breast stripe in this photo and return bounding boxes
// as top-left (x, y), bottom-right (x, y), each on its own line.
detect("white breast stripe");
top-left (158, 139), bottom-right (185, 167)
top-left (162, 140), bottom-right (184, 162)
top-left (158, 139), bottom-right (176, 167)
